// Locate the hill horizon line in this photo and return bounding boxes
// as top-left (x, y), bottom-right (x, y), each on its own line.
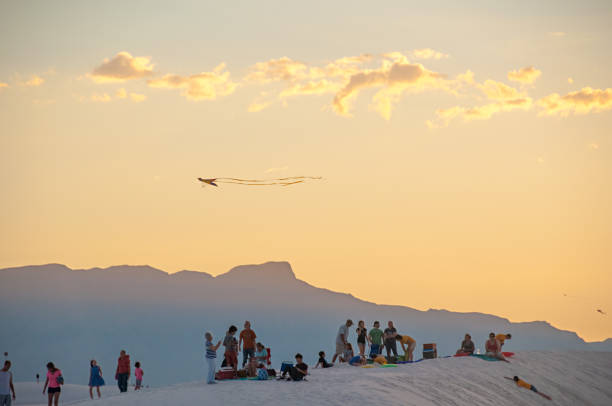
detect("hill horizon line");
top-left (3, 260), bottom-right (610, 344)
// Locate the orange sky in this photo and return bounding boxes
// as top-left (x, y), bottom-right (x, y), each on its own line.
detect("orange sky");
top-left (0, 1), bottom-right (610, 341)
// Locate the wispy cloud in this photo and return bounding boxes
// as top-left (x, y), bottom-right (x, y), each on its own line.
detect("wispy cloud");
top-left (507, 66), bottom-right (542, 84)
top-left (90, 52), bottom-right (154, 83)
top-left (412, 48), bottom-right (449, 60)
top-left (20, 74), bottom-right (45, 87)
top-left (538, 87), bottom-right (612, 116)
top-left (90, 93), bottom-right (112, 103)
top-left (0, 82), bottom-right (7, 90)
top-left (588, 143), bottom-right (599, 150)
top-left (264, 166), bottom-right (289, 173)
top-left (147, 63), bottom-right (236, 101)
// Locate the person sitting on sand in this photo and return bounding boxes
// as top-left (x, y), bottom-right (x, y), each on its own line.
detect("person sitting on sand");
top-left (505, 376), bottom-right (551, 400)
top-left (496, 333), bottom-right (511, 348)
top-left (485, 332), bottom-right (508, 362)
top-left (256, 363), bottom-right (268, 380)
top-left (396, 334), bottom-right (416, 361)
top-left (456, 334), bottom-right (475, 355)
top-left (254, 343), bottom-right (267, 364)
top-left (279, 354), bottom-right (308, 381)
top-left (349, 355), bottom-right (366, 366)
top-left (315, 351), bottom-right (333, 368)
top-left (342, 343), bottom-right (354, 363)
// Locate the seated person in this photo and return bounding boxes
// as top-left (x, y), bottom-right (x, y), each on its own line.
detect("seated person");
top-left (341, 343), bottom-right (354, 363)
top-left (349, 355), bottom-right (366, 366)
top-left (315, 351), bottom-right (333, 368)
top-left (256, 363), bottom-right (268, 380)
top-left (246, 356), bottom-right (258, 377)
top-left (396, 334), bottom-right (416, 361)
top-left (485, 332), bottom-right (508, 362)
top-left (280, 353), bottom-right (308, 381)
top-left (254, 343), bottom-right (268, 364)
top-left (456, 334), bottom-right (475, 355)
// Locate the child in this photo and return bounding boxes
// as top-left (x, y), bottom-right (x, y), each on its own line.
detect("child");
top-left (373, 355), bottom-right (387, 365)
top-left (342, 343), bottom-right (354, 363)
top-left (349, 355), bottom-right (366, 366)
top-left (89, 360), bottom-right (105, 399)
top-left (205, 332), bottom-right (222, 384)
top-left (134, 362), bottom-right (143, 390)
top-left (223, 326), bottom-right (239, 371)
top-left (315, 351), bottom-right (333, 368)
top-left (256, 363), bottom-right (268, 380)
top-left (280, 353), bottom-right (308, 381)
top-left (506, 376), bottom-right (552, 400)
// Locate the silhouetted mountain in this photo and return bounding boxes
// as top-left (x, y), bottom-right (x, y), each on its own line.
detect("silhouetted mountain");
top-left (0, 262), bottom-right (609, 386)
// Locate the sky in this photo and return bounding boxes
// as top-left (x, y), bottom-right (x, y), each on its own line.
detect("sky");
top-left (1, 0), bottom-right (611, 341)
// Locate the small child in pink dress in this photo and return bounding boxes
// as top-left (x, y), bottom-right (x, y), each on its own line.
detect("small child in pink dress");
top-left (134, 362), bottom-right (143, 390)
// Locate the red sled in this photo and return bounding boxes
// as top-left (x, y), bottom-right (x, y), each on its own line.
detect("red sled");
top-left (215, 367), bottom-right (236, 380)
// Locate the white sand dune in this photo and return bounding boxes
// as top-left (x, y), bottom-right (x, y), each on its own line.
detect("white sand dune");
top-left (15, 351), bottom-right (612, 406)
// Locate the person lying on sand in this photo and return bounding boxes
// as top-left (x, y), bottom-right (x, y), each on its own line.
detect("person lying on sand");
top-left (505, 376), bottom-right (551, 400)
top-left (315, 351), bottom-right (333, 368)
top-left (349, 355), bottom-right (366, 366)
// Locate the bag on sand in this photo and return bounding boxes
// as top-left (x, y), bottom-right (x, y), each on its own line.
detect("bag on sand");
top-left (215, 367), bottom-right (236, 380)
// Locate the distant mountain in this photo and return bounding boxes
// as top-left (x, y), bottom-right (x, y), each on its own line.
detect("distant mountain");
top-left (1, 262), bottom-right (610, 386)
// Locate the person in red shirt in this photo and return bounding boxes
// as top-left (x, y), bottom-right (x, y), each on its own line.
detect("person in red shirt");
top-left (115, 350), bottom-right (130, 392)
top-left (239, 321), bottom-right (257, 368)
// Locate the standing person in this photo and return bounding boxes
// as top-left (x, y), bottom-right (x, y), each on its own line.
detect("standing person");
top-left (205, 332), bottom-right (221, 384)
top-left (485, 333), bottom-right (508, 362)
top-left (223, 326), bottom-right (239, 371)
top-left (115, 350), bottom-right (131, 393)
top-left (396, 334), bottom-right (416, 361)
top-left (356, 321), bottom-right (368, 357)
top-left (43, 362), bottom-right (62, 406)
top-left (496, 333), bottom-right (512, 349)
top-left (368, 321), bottom-right (384, 357)
top-left (239, 321), bottom-right (257, 368)
top-left (384, 321), bottom-right (398, 359)
top-left (0, 360), bottom-right (16, 406)
top-left (134, 362), bottom-right (143, 390)
top-left (36, 374), bottom-right (40, 384)
top-left (456, 334), bottom-right (475, 355)
top-left (88, 360), bottom-right (105, 399)
top-left (332, 319), bottom-right (353, 363)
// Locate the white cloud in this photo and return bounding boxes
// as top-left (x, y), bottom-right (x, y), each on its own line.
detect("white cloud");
top-left (147, 63), bottom-right (236, 101)
top-left (538, 87), bottom-right (612, 116)
top-left (412, 48), bottom-right (449, 60)
top-left (90, 51), bottom-right (154, 83)
top-left (130, 93), bottom-right (146, 102)
top-left (507, 66), bottom-right (542, 84)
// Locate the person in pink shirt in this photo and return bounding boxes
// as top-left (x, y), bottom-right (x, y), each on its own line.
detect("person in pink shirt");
top-left (43, 362), bottom-right (62, 406)
top-left (134, 362), bottom-right (144, 390)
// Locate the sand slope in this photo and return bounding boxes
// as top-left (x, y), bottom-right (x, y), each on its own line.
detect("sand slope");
top-left (16, 351), bottom-right (611, 406)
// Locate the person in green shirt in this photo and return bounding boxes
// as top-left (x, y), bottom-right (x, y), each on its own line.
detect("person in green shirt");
top-left (368, 321), bottom-right (384, 357)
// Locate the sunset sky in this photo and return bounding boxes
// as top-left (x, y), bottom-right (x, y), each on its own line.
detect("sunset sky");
top-left (1, 1), bottom-right (610, 341)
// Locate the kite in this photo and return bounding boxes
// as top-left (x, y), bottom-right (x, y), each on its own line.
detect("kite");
top-left (197, 176), bottom-right (322, 187)
top-left (597, 309), bottom-right (606, 315)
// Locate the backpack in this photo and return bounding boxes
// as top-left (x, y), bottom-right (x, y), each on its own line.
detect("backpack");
top-left (57, 374), bottom-right (64, 385)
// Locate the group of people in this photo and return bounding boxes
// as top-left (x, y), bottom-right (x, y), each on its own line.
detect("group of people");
top-left (0, 351), bottom-right (144, 406)
top-left (205, 321), bottom-right (272, 384)
top-left (331, 320), bottom-right (418, 366)
top-left (456, 332), bottom-right (512, 361)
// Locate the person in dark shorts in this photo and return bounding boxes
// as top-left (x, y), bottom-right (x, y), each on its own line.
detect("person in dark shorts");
top-left (356, 320), bottom-right (368, 356)
top-left (43, 362), bottom-right (62, 406)
top-left (384, 321), bottom-right (398, 359)
top-left (280, 354), bottom-right (308, 381)
top-left (315, 351), bottom-right (333, 368)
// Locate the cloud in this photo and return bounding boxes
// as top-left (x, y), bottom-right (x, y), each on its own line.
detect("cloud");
top-left (588, 143), bottom-right (599, 150)
top-left (507, 66), bottom-right (542, 84)
top-left (428, 97), bottom-right (532, 128)
top-left (412, 48), bottom-right (449, 60)
top-left (130, 93), bottom-right (146, 102)
top-left (245, 57), bottom-right (308, 83)
top-left (0, 82), bottom-right (7, 90)
top-left (478, 79), bottom-right (524, 101)
top-left (90, 93), bottom-right (112, 103)
top-left (538, 87), bottom-right (612, 116)
top-left (147, 63), bottom-right (236, 101)
top-left (332, 60), bottom-right (444, 117)
top-left (279, 79), bottom-right (340, 98)
top-left (90, 52), bottom-right (154, 83)
top-left (116, 88), bottom-right (128, 99)
top-left (568, 77), bottom-right (574, 84)
top-left (247, 101), bottom-right (271, 112)
top-left (20, 74), bottom-right (45, 87)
